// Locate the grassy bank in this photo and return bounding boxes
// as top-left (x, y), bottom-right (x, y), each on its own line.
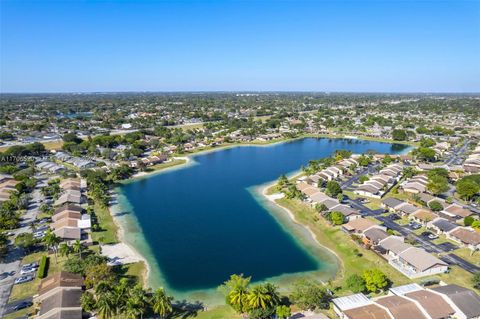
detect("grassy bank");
top-left (147, 158), bottom-right (187, 171)
top-left (274, 196), bottom-right (411, 292)
top-left (92, 202), bottom-right (119, 244)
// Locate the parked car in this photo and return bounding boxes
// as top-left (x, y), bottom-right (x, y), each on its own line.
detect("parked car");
top-left (13, 301), bottom-right (32, 311)
top-left (20, 267), bottom-right (36, 275)
top-left (428, 233), bottom-right (439, 240)
top-left (408, 222), bottom-right (421, 230)
top-left (21, 262), bottom-right (39, 269)
top-left (388, 214), bottom-right (400, 220)
top-left (14, 275), bottom-right (34, 284)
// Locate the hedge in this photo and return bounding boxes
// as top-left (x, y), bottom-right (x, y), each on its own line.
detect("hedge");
top-left (37, 255), bottom-right (49, 279)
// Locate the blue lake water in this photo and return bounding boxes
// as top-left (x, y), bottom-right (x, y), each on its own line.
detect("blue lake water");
top-left (115, 138), bottom-right (409, 298)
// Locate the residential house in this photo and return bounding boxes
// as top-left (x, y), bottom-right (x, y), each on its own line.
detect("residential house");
top-left (409, 209), bottom-right (438, 225)
top-left (342, 218), bottom-right (383, 235)
top-left (448, 228), bottom-right (480, 251)
top-left (427, 218), bottom-right (459, 235)
top-left (375, 295), bottom-right (428, 319)
top-left (332, 293), bottom-right (391, 319)
top-left (391, 247), bottom-right (448, 278)
top-left (430, 284), bottom-right (480, 319)
top-left (381, 198), bottom-right (405, 213)
top-left (441, 204), bottom-right (473, 221)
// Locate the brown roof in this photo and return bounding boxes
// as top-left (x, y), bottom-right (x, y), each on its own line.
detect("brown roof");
top-left (343, 304), bottom-right (391, 319)
top-left (38, 272), bottom-right (83, 296)
top-left (40, 308), bottom-right (82, 319)
top-left (52, 211), bottom-right (82, 222)
top-left (343, 218), bottom-right (377, 233)
top-left (54, 204), bottom-right (83, 215)
top-left (412, 209), bottom-right (437, 222)
top-left (450, 228), bottom-right (480, 246)
top-left (53, 227), bottom-right (81, 240)
top-left (375, 295), bottom-right (427, 319)
top-left (38, 288), bottom-right (82, 316)
top-left (444, 204), bottom-right (473, 218)
top-left (405, 290), bottom-right (454, 319)
top-left (53, 218), bottom-right (79, 230)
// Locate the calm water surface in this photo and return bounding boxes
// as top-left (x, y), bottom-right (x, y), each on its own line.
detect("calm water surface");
top-left (116, 138), bottom-right (409, 294)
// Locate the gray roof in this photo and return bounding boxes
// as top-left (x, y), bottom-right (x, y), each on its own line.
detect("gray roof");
top-left (364, 228), bottom-right (389, 243)
top-left (379, 236), bottom-right (410, 255)
top-left (431, 284), bottom-right (480, 318)
top-left (398, 247), bottom-right (447, 272)
top-left (39, 288), bottom-right (82, 315)
top-left (382, 197), bottom-right (405, 208)
top-left (432, 218), bottom-right (458, 232)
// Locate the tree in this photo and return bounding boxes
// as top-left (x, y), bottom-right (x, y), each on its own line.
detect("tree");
top-left (247, 285), bottom-right (273, 310)
top-left (345, 274), bottom-right (366, 293)
top-left (276, 305), bottom-right (291, 319)
top-left (43, 229), bottom-right (61, 263)
top-left (464, 216), bottom-right (475, 227)
top-left (416, 147), bottom-right (436, 162)
top-left (84, 263), bottom-right (115, 289)
top-left (326, 181), bottom-right (342, 198)
top-left (363, 269), bottom-right (389, 292)
top-left (420, 137), bottom-right (435, 148)
top-left (428, 201), bottom-right (443, 212)
top-left (151, 288), bottom-right (173, 318)
top-left (96, 292), bottom-right (115, 319)
top-left (427, 175), bottom-right (449, 195)
top-left (471, 220), bottom-right (480, 230)
top-left (80, 291), bottom-right (96, 312)
top-left (358, 175), bottom-right (369, 183)
top-left (277, 175), bottom-right (289, 189)
top-left (473, 272), bottom-right (480, 290)
top-left (72, 239), bottom-right (83, 259)
top-left (329, 211), bottom-right (345, 225)
top-left (392, 129), bottom-right (407, 141)
top-left (456, 179), bottom-right (480, 201)
top-left (290, 279), bottom-right (330, 311)
top-left (58, 243), bottom-right (71, 257)
top-left (220, 274), bottom-right (251, 314)
top-left (15, 232), bottom-right (36, 252)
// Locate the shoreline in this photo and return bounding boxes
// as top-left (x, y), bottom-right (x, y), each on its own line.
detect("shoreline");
top-left (107, 135), bottom-right (412, 293)
top-left (107, 200), bottom-right (151, 287)
top-left (260, 182), bottom-right (344, 283)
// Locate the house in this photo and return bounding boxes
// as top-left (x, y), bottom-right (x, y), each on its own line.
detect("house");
top-left (391, 247), bottom-right (448, 278)
top-left (427, 218), bottom-right (459, 235)
top-left (441, 204), bottom-right (473, 220)
top-left (54, 191), bottom-right (82, 206)
top-left (332, 293), bottom-right (391, 319)
top-left (53, 227), bottom-right (82, 241)
top-left (401, 175), bottom-right (428, 194)
top-left (363, 227), bottom-right (389, 246)
top-left (331, 205), bottom-right (361, 221)
top-left (430, 284), bottom-right (480, 319)
top-left (396, 203), bottom-right (421, 216)
top-left (355, 184), bottom-right (382, 198)
top-left (381, 198), bottom-right (405, 212)
top-left (35, 271), bottom-right (83, 319)
top-left (409, 209), bottom-right (438, 225)
top-left (375, 295), bottom-right (428, 319)
top-left (389, 283), bottom-right (455, 319)
top-left (377, 236), bottom-right (411, 258)
top-left (448, 228), bottom-right (480, 251)
top-left (342, 218), bottom-right (382, 235)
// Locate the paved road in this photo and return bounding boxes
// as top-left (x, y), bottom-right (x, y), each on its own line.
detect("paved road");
top-left (341, 164), bottom-right (379, 190)
top-left (346, 195), bottom-right (480, 274)
top-left (3, 297), bottom-right (33, 316)
top-left (444, 140), bottom-right (470, 166)
top-left (0, 185), bottom-right (45, 317)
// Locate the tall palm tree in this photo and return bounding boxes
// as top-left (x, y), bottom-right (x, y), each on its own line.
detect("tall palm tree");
top-left (58, 242), bottom-right (70, 258)
top-left (247, 285), bottom-right (272, 310)
top-left (129, 285), bottom-right (147, 319)
top-left (151, 288), bottom-right (173, 318)
top-left (263, 282), bottom-right (281, 306)
top-left (124, 298), bottom-right (142, 319)
top-left (72, 239), bottom-right (83, 259)
top-left (96, 292), bottom-right (115, 319)
top-left (43, 229), bottom-right (61, 263)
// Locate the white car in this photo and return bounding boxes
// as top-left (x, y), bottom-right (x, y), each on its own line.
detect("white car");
top-left (20, 267), bottom-right (36, 275)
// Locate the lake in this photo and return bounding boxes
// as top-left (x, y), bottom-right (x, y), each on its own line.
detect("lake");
top-left (114, 138), bottom-right (409, 300)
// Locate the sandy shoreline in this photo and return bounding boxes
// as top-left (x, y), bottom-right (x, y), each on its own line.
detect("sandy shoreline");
top-left (261, 182), bottom-right (344, 281)
top-left (106, 200), bottom-right (152, 287)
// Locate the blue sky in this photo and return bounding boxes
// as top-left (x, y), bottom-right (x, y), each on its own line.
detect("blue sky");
top-left (1, 0), bottom-right (479, 92)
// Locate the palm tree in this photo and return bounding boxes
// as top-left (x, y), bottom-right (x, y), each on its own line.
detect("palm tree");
top-left (124, 298), bottom-right (143, 319)
top-left (128, 285), bottom-right (147, 319)
top-left (263, 282), bottom-right (280, 306)
top-left (96, 292), bottom-right (115, 319)
top-left (151, 288), bottom-right (173, 318)
top-left (43, 229), bottom-right (61, 263)
top-left (247, 285), bottom-right (272, 310)
top-left (58, 243), bottom-right (70, 258)
top-left (72, 239), bottom-right (83, 259)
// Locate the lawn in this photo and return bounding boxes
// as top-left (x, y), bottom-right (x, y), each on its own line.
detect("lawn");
top-left (9, 251), bottom-right (68, 302)
top-left (91, 202), bottom-right (119, 244)
top-left (147, 159), bottom-right (187, 172)
top-left (452, 248), bottom-right (480, 267)
top-left (179, 305), bottom-right (241, 319)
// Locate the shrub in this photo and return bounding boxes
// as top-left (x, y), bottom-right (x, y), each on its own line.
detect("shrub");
top-left (37, 255), bottom-right (49, 279)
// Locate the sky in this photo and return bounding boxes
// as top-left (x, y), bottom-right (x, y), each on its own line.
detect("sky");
top-left (1, 0), bottom-right (479, 93)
